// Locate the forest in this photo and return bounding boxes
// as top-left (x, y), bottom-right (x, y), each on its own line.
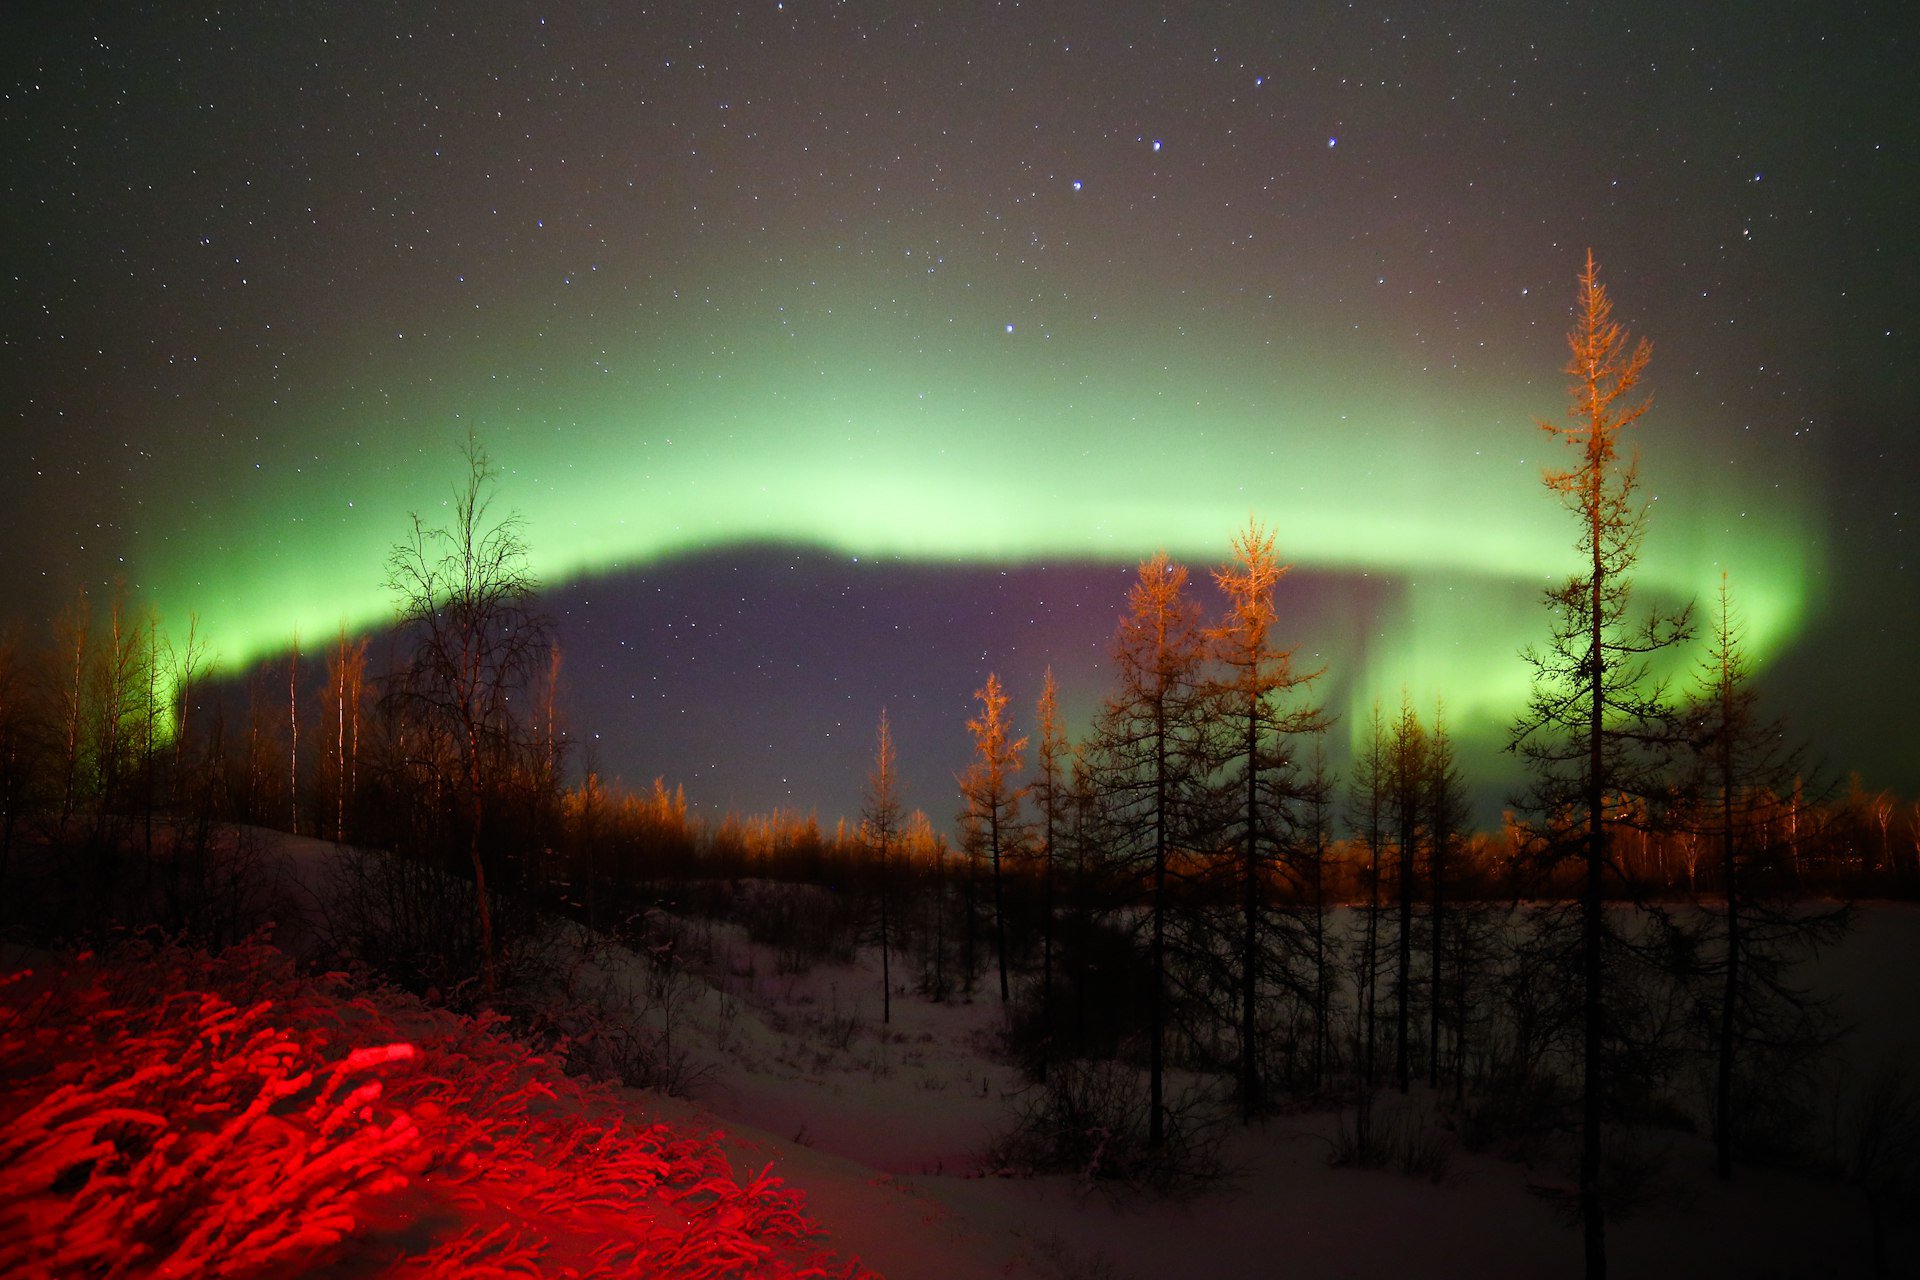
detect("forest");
top-left (2, 261), bottom-right (1917, 1278)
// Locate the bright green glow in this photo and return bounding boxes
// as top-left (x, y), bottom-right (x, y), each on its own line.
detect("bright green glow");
top-left (135, 271), bottom-right (1817, 757)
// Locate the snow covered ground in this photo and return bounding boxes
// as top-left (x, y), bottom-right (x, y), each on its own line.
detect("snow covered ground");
top-left (213, 832), bottom-right (1920, 1275)
top-left (643, 903), bottom-right (1917, 1279)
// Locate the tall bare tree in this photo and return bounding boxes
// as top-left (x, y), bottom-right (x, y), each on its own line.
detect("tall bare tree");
top-left (1425, 701), bottom-right (1468, 1093)
top-left (1387, 695), bottom-right (1426, 1094)
top-left (53, 589), bottom-right (90, 822)
top-left (864, 707), bottom-right (903, 1024)
top-left (961, 672), bottom-right (1025, 1005)
top-left (323, 627), bottom-right (369, 842)
top-left (1031, 668), bottom-right (1068, 1079)
top-left (1511, 251), bottom-right (1690, 1279)
top-left (386, 431), bottom-right (550, 997)
top-left (1348, 702), bottom-right (1390, 1090)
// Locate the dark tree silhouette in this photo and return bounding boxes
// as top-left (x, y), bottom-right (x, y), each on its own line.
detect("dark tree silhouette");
top-left (1388, 696), bottom-right (1425, 1095)
top-left (1088, 551), bottom-right (1211, 1150)
top-left (1348, 702), bottom-right (1390, 1091)
top-left (1031, 668), bottom-right (1068, 1080)
top-left (1207, 519), bottom-right (1325, 1118)
top-left (863, 707), bottom-right (902, 1024)
top-left (385, 431), bottom-right (551, 997)
top-left (1426, 702), bottom-right (1468, 1092)
top-left (1681, 577), bottom-right (1850, 1178)
top-left (960, 672), bottom-right (1025, 1005)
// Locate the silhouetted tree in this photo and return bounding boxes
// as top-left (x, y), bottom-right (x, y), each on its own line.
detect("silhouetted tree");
top-left (1031, 668), bottom-right (1068, 1079)
top-left (1681, 577), bottom-right (1850, 1177)
top-left (1088, 552), bottom-right (1211, 1149)
top-left (1426, 702), bottom-right (1468, 1092)
top-left (1348, 702), bottom-right (1390, 1089)
top-left (53, 589), bottom-right (89, 822)
top-left (961, 672), bottom-right (1025, 1005)
top-left (1207, 519), bottom-right (1326, 1117)
top-left (1511, 251), bottom-right (1690, 1279)
top-left (1388, 695), bottom-right (1426, 1094)
top-left (386, 430), bottom-right (551, 997)
top-left (322, 627), bottom-right (369, 842)
top-left (1294, 742), bottom-right (1339, 1093)
top-left (0, 631), bottom-right (30, 879)
top-left (863, 708), bottom-right (902, 1024)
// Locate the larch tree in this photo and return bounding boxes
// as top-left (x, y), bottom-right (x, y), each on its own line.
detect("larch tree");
top-left (1296, 741), bottom-right (1339, 1094)
top-left (863, 707), bottom-right (903, 1024)
top-left (1207, 518), bottom-right (1325, 1118)
top-left (1387, 695), bottom-right (1426, 1095)
top-left (1511, 250), bottom-right (1690, 1279)
top-left (960, 672), bottom-right (1025, 1005)
top-left (1425, 701), bottom-right (1468, 1093)
top-left (1348, 701), bottom-right (1390, 1090)
top-left (1031, 668), bottom-right (1068, 1079)
top-left (386, 430), bottom-right (551, 997)
top-left (1681, 576), bottom-right (1850, 1179)
top-left (1088, 551), bottom-right (1211, 1150)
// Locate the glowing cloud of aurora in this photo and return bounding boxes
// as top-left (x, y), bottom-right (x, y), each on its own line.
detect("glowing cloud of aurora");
top-left (136, 281), bottom-right (1818, 754)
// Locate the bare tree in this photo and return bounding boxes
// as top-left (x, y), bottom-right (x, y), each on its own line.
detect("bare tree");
top-left (385, 431), bottom-right (551, 997)
top-left (1511, 251), bottom-right (1690, 1279)
top-left (961, 672), bottom-right (1026, 1005)
top-left (53, 589), bottom-right (89, 822)
top-left (1388, 695), bottom-right (1426, 1095)
top-left (1426, 702), bottom-right (1468, 1094)
top-left (863, 707), bottom-right (903, 1024)
top-left (322, 627), bottom-right (369, 842)
top-left (0, 631), bottom-right (31, 879)
top-left (1348, 702), bottom-right (1390, 1090)
top-left (1031, 668), bottom-right (1068, 1080)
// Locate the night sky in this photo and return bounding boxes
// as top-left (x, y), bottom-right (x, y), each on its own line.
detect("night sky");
top-left (5, 3), bottom-right (1914, 828)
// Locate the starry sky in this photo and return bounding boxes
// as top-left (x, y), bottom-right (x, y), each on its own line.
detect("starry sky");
top-left (4, 2), bottom-right (1914, 827)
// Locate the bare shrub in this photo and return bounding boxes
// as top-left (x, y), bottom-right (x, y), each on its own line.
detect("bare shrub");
top-left (985, 1057), bottom-right (1226, 1193)
top-left (1330, 1091), bottom-right (1456, 1183)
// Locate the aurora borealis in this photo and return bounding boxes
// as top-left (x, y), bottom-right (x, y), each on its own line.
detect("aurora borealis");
top-left (4, 3), bottom-right (1912, 823)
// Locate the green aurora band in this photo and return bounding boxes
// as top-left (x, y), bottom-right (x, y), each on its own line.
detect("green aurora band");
top-left (136, 282), bottom-right (1817, 757)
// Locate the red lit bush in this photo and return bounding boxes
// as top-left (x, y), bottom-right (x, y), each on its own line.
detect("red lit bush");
top-left (0, 939), bottom-right (874, 1279)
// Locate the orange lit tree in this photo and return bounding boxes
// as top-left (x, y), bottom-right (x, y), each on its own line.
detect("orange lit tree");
top-left (961, 673), bottom-right (1025, 1005)
top-left (1207, 519), bottom-right (1325, 1118)
top-left (1511, 251), bottom-right (1690, 1279)
top-left (1088, 552), bottom-right (1211, 1150)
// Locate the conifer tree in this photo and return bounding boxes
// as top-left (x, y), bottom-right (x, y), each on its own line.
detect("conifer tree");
top-left (1426, 702), bottom-right (1467, 1092)
top-left (1682, 577), bottom-right (1850, 1178)
top-left (961, 672), bottom-right (1025, 1004)
top-left (1031, 668), bottom-right (1068, 1079)
top-left (1348, 702), bottom-right (1390, 1089)
top-left (1089, 552), bottom-right (1211, 1149)
top-left (1387, 696), bottom-right (1426, 1094)
top-left (1511, 251), bottom-right (1690, 1279)
top-left (1208, 519), bottom-right (1325, 1117)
